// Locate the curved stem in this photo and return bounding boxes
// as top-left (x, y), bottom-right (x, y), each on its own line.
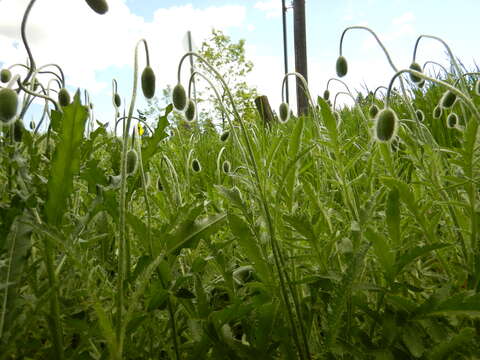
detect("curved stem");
top-left (412, 35), bottom-right (467, 91)
top-left (178, 51), bottom-right (311, 359)
top-left (326, 77), bottom-right (352, 94)
top-left (386, 69), bottom-right (480, 122)
top-left (20, 0), bottom-right (37, 86)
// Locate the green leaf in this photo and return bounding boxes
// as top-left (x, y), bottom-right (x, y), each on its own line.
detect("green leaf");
top-left (365, 228), bottom-right (395, 282)
top-left (285, 116), bottom-right (304, 210)
top-left (228, 213), bottom-right (271, 283)
top-left (394, 243), bottom-right (450, 278)
top-left (429, 327), bottom-right (476, 360)
top-left (0, 216), bottom-right (31, 337)
top-left (386, 188), bottom-right (401, 246)
top-left (167, 212), bottom-right (226, 256)
top-left (424, 292), bottom-right (480, 317)
top-left (141, 105), bottom-right (171, 165)
top-left (402, 325), bottom-right (424, 358)
top-left (45, 91), bottom-right (88, 225)
top-left (317, 96), bottom-right (338, 143)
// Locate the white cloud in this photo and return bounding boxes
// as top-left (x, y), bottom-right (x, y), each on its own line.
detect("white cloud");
top-left (0, 0), bottom-right (247, 125)
top-left (254, 0), bottom-right (281, 19)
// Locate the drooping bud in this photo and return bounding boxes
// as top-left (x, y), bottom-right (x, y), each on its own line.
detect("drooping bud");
top-left (222, 160), bottom-right (231, 174)
top-left (323, 89), bottom-right (330, 101)
top-left (141, 66), bottom-right (156, 99)
top-left (13, 120), bottom-right (23, 142)
top-left (113, 93), bottom-right (121, 108)
top-left (184, 99), bottom-right (196, 122)
top-left (0, 69), bottom-right (12, 83)
top-left (336, 56), bottom-right (348, 77)
top-left (279, 102), bottom-right (290, 123)
top-left (126, 149), bottom-right (138, 175)
top-left (369, 104), bottom-right (379, 119)
top-left (447, 112), bottom-right (458, 128)
top-left (192, 158), bottom-right (201, 173)
top-left (58, 88), bottom-right (71, 107)
top-left (220, 131), bottom-right (230, 142)
top-left (415, 109), bottom-right (424, 122)
top-left (172, 83), bottom-right (187, 111)
top-left (85, 0), bottom-right (109, 15)
top-left (440, 90), bottom-right (456, 108)
top-left (30, 120), bottom-right (36, 130)
top-left (156, 177), bottom-right (163, 191)
top-left (409, 62), bottom-right (423, 84)
top-left (375, 107), bottom-right (398, 142)
top-left (0, 88), bottom-right (18, 124)
top-left (433, 105), bottom-right (443, 119)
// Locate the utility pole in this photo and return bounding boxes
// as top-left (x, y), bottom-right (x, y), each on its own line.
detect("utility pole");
top-left (282, 0), bottom-right (290, 103)
top-left (293, 0), bottom-right (308, 116)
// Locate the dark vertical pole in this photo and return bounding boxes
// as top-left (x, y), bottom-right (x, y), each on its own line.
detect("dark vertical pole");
top-left (293, 0), bottom-right (308, 116)
top-left (187, 31), bottom-right (198, 122)
top-left (282, 0), bottom-right (289, 103)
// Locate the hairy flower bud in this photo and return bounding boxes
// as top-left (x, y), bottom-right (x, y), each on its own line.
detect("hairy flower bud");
top-left (58, 88), bottom-right (71, 107)
top-left (279, 102), bottom-right (290, 123)
top-left (0, 69), bottom-right (12, 83)
top-left (440, 90), bottom-right (456, 109)
top-left (141, 66), bottom-right (156, 99)
top-left (0, 88), bottom-right (18, 124)
top-left (172, 83), bottom-right (187, 111)
top-left (375, 108), bottom-right (398, 142)
top-left (85, 0), bottom-right (109, 15)
top-left (336, 56), bottom-right (348, 77)
top-left (184, 99), bottom-right (196, 122)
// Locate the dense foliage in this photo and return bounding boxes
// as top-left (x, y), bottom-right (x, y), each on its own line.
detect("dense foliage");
top-left (1, 1), bottom-right (480, 359)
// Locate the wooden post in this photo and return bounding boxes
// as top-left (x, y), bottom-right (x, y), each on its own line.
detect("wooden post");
top-left (255, 95), bottom-right (275, 127)
top-left (293, 0), bottom-right (308, 116)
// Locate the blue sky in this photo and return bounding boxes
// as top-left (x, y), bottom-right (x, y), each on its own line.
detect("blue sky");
top-left (1, 0), bottom-right (479, 128)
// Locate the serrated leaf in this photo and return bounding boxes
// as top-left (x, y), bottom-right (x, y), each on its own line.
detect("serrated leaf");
top-left (386, 188), bottom-right (401, 246)
top-left (167, 213), bottom-right (226, 256)
top-left (394, 243), bottom-right (450, 278)
top-left (45, 91), bottom-right (88, 225)
top-left (141, 105), bottom-right (171, 165)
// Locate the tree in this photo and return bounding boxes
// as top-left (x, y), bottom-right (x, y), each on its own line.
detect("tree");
top-left (140, 29), bottom-right (258, 130)
top-left (196, 29), bottom-right (258, 128)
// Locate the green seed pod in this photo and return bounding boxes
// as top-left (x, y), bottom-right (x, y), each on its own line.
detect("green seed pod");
top-left (172, 83), bottom-right (187, 111)
top-left (156, 177), bottom-right (163, 191)
top-left (184, 99), bottom-right (196, 122)
top-left (415, 109), bottom-right (424, 122)
top-left (279, 102), bottom-right (290, 123)
top-left (336, 56), bottom-right (348, 77)
top-left (0, 88), bottom-right (18, 124)
top-left (323, 89), bottom-right (330, 100)
top-left (222, 160), bottom-right (231, 174)
top-left (433, 105), bottom-right (442, 119)
top-left (475, 80), bottom-right (480, 96)
top-left (447, 112), bottom-right (458, 128)
top-left (141, 66), bottom-right (156, 99)
top-left (375, 108), bottom-right (398, 142)
top-left (220, 131), bottom-right (229, 142)
top-left (192, 158), bottom-right (201, 173)
top-left (369, 104), bottom-right (379, 119)
top-left (1, 69), bottom-right (12, 83)
top-left (58, 88), bottom-right (71, 107)
top-left (30, 120), bottom-right (35, 130)
top-left (113, 93), bottom-right (121, 108)
top-left (126, 149), bottom-right (138, 175)
top-left (13, 120), bottom-right (23, 142)
top-left (441, 90), bottom-right (456, 108)
top-left (85, 0), bottom-right (109, 15)
top-left (409, 62), bottom-right (423, 83)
